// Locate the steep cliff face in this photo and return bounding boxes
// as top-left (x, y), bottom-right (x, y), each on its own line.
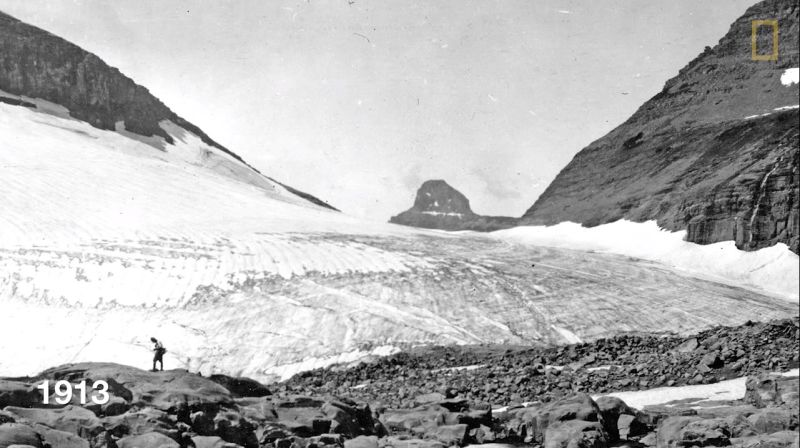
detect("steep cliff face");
top-left (522, 0), bottom-right (799, 253)
top-left (390, 180), bottom-right (518, 231)
top-left (0, 10), bottom-right (336, 210)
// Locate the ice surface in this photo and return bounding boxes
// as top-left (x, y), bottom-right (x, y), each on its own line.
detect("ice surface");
top-left (0, 101), bottom-right (797, 382)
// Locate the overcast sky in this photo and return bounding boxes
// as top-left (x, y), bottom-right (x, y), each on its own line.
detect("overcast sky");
top-left (1, 0), bottom-right (757, 221)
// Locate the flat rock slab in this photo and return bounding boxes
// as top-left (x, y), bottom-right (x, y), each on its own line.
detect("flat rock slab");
top-left (37, 363), bottom-right (233, 410)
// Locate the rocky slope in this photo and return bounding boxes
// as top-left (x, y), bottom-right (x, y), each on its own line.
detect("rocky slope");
top-left (390, 180), bottom-right (518, 232)
top-left (281, 318), bottom-right (800, 408)
top-left (1, 319), bottom-right (797, 448)
top-left (0, 10), bottom-right (334, 211)
top-left (522, 0), bottom-right (800, 253)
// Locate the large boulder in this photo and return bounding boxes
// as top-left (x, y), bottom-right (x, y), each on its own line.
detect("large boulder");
top-left (595, 396), bottom-right (635, 441)
top-left (412, 394), bottom-right (446, 407)
top-left (656, 416), bottom-right (731, 448)
top-left (272, 397), bottom-right (333, 438)
top-left (3, 406), bottom-right (101, 437)
top-left (0, 382), bottom-right (40, 409)
top-left (103, 408), bottom-right (174, 438)
top-left (208, 375), bottom-right (271, 398)
top-left (344, 435), bottom-right (379, 448)
top-left (0, 423), bottom-right (44, 448)
top-left (543, 420), bottom-right (607, 448)
top-left (724, 413), bottom-right (758, 439)
top-left (0, 412), bottom-right (13, 425)
top-left (746, 408), bottom-right (797, 434)
top-left (117, 432), bottom-right (180, 448)
top-left (730, 430), bottom-right (799, 448)
top-left (321, 399), bottom-right (379, 437)
top-left (506, 394), bottom-right (604, 445)
top-left (380, 406), bottom-right (449, 434)
top-left (426, 424), bottom-right (468, 446)
top-left (38, 363), bottom-right (233, 411)
top-left (307, 433), bottom-right (345, 448)
top-left (744, 374), bottom-right (800, 409)
top-left (672, 338), bottom-right (699, 354)
top-left (212, 410), bottom-right (258, 448)
top-left (617, 414), bottom-right (649, 441)
top-left (31, 424), bottom-right (89, 448)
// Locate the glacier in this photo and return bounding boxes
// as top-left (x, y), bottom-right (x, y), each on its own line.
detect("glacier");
top-left (0, 98), bottom-right (797, 383)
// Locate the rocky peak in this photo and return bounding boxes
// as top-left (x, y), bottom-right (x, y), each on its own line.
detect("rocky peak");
top-left (390, 180), bottom-right (518, 232)
top-left (411, 180), bottom-right (476, 216)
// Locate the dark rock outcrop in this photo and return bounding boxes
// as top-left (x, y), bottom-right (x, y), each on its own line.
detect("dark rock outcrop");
top-left (390, 180), bottom-right (518, 231)
top-left (1, 362), bottom-right (391, 448)
top-left (0, 10), bottom-right (336, 211)
top-left (522, 0), bottom-right (800, 253)
top-left (745, 373), bottom-right (800, 410)
top-left (504, 394), bottom-right (605, 445)
top-left (656, 416), bottom-right (732, 448)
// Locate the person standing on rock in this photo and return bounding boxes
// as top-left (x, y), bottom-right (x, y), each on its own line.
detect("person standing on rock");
top-left (151, 337), bottom-right (166, 371)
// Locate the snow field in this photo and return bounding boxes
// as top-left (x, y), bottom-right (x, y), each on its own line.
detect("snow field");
top-left (1, 97), bottom-right (797, 383)
top-left (492, 220), bottom-right (799, 301)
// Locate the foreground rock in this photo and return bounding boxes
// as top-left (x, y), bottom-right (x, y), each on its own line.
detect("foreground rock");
top-left (1, 354), bottom-right (798, 448)
top-left (1, 363), bottom-right (389, 448)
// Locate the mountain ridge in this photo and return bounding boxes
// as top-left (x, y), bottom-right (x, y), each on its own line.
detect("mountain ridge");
top-left (522, 0), bottom-right (799, 253)
top-left (0, 9), bottom-right (337, 211)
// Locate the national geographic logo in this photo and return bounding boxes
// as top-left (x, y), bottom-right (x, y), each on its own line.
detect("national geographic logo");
top-left (751, 19), bottom-right (779, 61)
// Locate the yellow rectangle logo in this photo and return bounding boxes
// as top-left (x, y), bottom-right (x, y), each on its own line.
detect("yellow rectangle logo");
top-left (751, 19), bottom-right (779, 61)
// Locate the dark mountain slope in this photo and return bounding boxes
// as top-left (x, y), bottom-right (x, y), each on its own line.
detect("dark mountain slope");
top-left (0, 10), bottom-right (336, 210)
top-left (522, 0), bottom-right (799, 253)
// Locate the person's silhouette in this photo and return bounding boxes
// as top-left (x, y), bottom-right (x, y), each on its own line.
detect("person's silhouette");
top-left (151, 337), bottom-right (166, 371)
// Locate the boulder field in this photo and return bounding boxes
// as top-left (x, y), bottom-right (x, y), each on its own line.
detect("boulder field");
top-left (0, 319), bottom-right (797, 448)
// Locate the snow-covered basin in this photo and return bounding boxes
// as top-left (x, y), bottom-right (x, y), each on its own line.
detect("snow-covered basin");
top-left (491, 221), bottom-right (799, 302)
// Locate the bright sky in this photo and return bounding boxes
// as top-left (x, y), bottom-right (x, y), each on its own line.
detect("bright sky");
top-left (1, 0), bottom-right (757, 221)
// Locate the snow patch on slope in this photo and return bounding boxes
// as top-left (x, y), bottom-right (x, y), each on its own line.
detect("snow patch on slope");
top-left (492, 220), bottom-right (799, 301)
top-left (266, 345), bottom-right (401, 380)
top-left (595, 377), bottom-right (748, 410)
top-left (551, 325), bottom-right (583, 344)
top-left (595, 368), bottom-right (799, 410)
top-left (744, 104), bottom-right (799, 120)
top-left (781, 68), bottom-right (799, 86)
top-left (421, 211), bottom-right (465, 218)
